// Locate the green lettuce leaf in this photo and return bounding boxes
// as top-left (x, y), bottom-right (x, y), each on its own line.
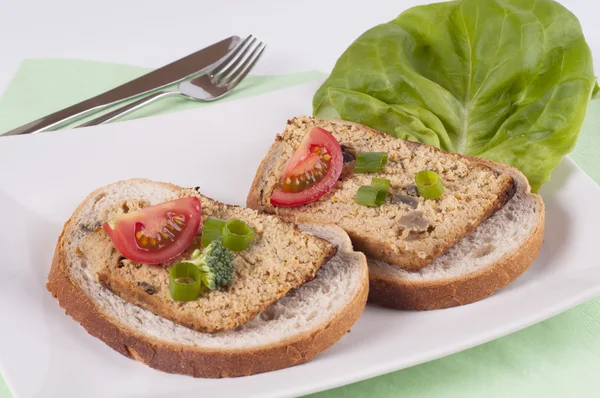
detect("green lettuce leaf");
top-left (313, 0), bottom-right (597, 191)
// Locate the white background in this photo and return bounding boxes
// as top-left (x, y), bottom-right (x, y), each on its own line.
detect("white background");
top-left (0, 0), bottom-right (598, 93)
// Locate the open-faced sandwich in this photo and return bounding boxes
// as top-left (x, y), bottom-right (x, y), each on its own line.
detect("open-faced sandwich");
top-left (47, 116), bottom-right (545, 378)
top-left (248, 116), bottom-right (545, 310)
top-left (47, 179), bottom-right (368, 377)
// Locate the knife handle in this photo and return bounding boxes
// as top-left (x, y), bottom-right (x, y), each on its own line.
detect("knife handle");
top-left (2, 99), bottom-right (111, 136)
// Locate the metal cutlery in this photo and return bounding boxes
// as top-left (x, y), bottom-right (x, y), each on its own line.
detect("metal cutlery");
top-left (2, 36), bottom-right (240, 136)
top-left (79, 36), bottom-right (266, 127)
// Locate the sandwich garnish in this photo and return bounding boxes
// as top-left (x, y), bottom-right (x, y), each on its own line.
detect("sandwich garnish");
top-left (201, 216), bottom-right (255, 252)
top-left (355, 185), bottom-right (387, 207)
top-left (221, 219), bottom-right (255, 252)
top-left (355, 177), bottom-right (391, 207)
top-left (102, 196), bottom-right (202, 264)
top-left (169, 238), bottom-right (235, 301)
top-left (169, 261), bottom-right (204, 301)
top-left (269, 125), bottom-right (447, 209)
top-left (354, 152), bottom-right (388, 173)
top-left (371, 178), bottom-right (391, 190)
top-left (101, 196), bottom-right (256, 302)
top-left (414, 170), bottom-right (444, 200)
top-left (354, 170), bottom-right (444, 207)
top-left (270, 126), bottom-right (343, 207)
top-left (201, 216), bottom-right (227, 247)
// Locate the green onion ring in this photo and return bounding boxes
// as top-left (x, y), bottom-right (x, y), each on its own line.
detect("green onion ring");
top-left (415, 170), bottom-right (444, 199)
top-left (371, 177), bottom-right (391, 190)
top-left (201, 216), bottom-right (227, 248)
top-left (169, 262), bottom-right (203, 301)
top-left (355, 152), bottom-right (389, 173)
top-left (222, 219), bottom-right (255, 252)
top-left (355, 185), bottom-right (388, 207)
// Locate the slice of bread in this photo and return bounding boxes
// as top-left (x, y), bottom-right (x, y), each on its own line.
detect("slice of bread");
top-left (368, 160), bottom-right (544, 310)
top-left (76, 184), bottom-right (336, 333)
top-left (247, 116), bottom-right (516, 271)
top-left (47, 179), bottom-right (368, 377)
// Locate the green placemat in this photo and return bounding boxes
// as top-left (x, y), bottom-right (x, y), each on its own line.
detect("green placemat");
top-left (1, 59), bottom-right (599, 398)
top-left (0, 59), bottom-right (326, 133)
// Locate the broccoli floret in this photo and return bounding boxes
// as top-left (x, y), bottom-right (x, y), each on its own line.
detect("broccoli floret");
top-left (185, 238), bottom-right (234, 290)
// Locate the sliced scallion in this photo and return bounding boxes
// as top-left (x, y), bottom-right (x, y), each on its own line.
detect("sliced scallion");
top-left (371, 177), bottom-right (391, 190)
top-left (415, 170), bottom-right (444, 199)
top-left (355, 185), bottom-right (388, 207)
top-left (222, 219), bottom-right (255, 252)
top-left (169, 262), bottom-right (203, 301)
top-left (201, 216), bottom-right (227, 248)
top-left (355, 152), bottom-right (388, 173)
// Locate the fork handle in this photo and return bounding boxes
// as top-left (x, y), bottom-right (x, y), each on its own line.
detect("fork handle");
top-left (78, 90), bottom-right (182, 127)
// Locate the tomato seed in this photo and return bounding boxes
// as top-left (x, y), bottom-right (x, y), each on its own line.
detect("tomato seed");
top-left (170, 221), bottom-right (182, 232)
top-left (280, 145), bottom-right (333, 193)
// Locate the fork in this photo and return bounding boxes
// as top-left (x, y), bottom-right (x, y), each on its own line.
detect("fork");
top-left (79, 35), bottom-right (266, 127)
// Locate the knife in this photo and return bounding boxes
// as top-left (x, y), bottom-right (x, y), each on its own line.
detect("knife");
top-left (2, 36), bottom-right (240, 136)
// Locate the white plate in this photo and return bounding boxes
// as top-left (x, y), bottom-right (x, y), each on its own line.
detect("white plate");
top-left (1, 80), bottom-right (599, 398)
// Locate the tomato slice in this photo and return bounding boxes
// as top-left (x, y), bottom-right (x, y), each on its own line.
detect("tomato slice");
top-left (102, 197), bottom-right (202, 264)
top-left (270, 127), bottom-right (343, 207)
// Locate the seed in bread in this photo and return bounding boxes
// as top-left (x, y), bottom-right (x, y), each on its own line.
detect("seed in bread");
top-left (247, 116), bottom-right (516, 271)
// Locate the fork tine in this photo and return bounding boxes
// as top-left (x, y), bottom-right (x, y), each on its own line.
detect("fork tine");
top-left (213, 37), bottom-right (258, 80)
top-left (218, 43), bottom-right (266, 89)
top-left (208, 35), bottom-right (253, 76)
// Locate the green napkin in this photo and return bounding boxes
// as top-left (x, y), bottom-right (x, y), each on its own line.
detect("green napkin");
top-left (0, 59), bottom-right (326, 133)
top-left (1, 59), bottom-right (600, 398)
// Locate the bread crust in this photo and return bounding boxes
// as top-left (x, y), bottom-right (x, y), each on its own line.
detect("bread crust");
top-left (247, 117), bottom-right (517, 271)
top-left (368, 159), bottom-right (545, 310)
top-left (247, 134), bottom-right (283, 211)
top-left (47, 180), bottom-right (369, 377)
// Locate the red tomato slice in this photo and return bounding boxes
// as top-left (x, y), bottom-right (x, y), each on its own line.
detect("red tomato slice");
top-left (270, 127), bottom-right (343, 207)
top-left (102, 197), bottom-right (201, 264)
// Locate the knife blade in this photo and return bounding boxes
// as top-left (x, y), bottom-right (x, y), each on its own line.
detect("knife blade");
top-left (3, 36), bottom-right (240, 136)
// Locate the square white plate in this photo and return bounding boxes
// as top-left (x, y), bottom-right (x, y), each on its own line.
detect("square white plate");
top-left (1, 80), bottom-right (599, 398)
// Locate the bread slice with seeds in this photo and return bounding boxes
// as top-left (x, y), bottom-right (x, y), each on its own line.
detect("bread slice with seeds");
top-left (247, 116), bottom-right (516, 271)
top-left (47, 179), bottom-right (368, 377)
